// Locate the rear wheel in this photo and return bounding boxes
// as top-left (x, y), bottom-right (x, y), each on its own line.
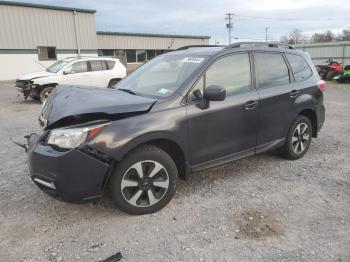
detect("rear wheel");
top-left (109, 145), bottom-right (178, 215)
top-left (282, 115), bottom-right (312, 160)
top-left (39, 86), bottom-right (54, 103)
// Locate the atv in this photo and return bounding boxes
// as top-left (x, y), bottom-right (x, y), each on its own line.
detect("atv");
top-left (333, 65), bottom-right (350, 83)
top-left (316, 59), bottom-right (343, 81)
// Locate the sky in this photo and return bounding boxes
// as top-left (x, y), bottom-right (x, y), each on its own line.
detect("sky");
top-left (9, 0), bottom-right (350, 44)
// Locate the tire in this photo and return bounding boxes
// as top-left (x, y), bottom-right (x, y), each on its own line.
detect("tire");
top-left (326, 71), bottom-right (335, 81)
top-left (109, 145), bottom-right (178, 215)
top-left (282, 115), bottom-right (312, 160)
top-left (107, 79), bottom-right (121, 89)
top-left (29, 94), bottom-right (40, 101)
top-left (39, 86), bottom-right (54, 103)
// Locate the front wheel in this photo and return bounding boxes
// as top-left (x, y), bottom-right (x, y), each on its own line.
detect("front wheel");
top-left (282, 115), bottom-right (312, 160)
top-left (109, 145), bottom-right (178, 215)
top-left (39, 86), bottom-right (54, 103)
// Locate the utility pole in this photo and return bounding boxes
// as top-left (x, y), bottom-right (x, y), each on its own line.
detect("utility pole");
top-left (265, 27), bottom-right (269, 42)
top-left (225, 13), bottom-right (234, 44)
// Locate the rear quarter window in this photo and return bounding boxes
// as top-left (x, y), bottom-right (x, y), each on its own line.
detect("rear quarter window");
top-left (106, 60), bottom-right (115, 70)
top-left (285, 53), bottom-right (313, 82)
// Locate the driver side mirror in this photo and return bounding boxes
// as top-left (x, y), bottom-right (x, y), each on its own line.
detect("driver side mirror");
top-left (63, 66), bottom-right (72, 75)
top-left (203, 85), bottom-right (226, 101)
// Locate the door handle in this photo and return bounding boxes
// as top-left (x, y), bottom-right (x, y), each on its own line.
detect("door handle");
top-left (290, 90), bottom-right (300, 98)
top-left (244, 100), bottom-right (258, 110)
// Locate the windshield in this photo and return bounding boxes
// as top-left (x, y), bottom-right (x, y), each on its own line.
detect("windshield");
top-left (117, 54), bottom-right (207, 97)
top-left (46, 60), bottom-right (70, 73)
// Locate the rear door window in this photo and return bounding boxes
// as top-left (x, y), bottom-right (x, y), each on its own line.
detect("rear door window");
top-left (255, 52), bottom-right (290, 88)
top-left (285, 53), bottom-right (313, 82)
top-left (89, 60), bottom-right (104, 71)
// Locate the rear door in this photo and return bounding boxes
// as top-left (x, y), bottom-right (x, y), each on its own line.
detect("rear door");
top-left (253, 52), bottom-right (294, 152)
top-left (186, 52), bottom-right (259, 167)
top-left (88, 60), bottom-right (111, 88)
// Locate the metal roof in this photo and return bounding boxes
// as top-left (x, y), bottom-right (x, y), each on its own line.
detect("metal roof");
top-left (0, 0), bottom-right (96, 13)
top-left (97, 31), bottom-right (211, 40)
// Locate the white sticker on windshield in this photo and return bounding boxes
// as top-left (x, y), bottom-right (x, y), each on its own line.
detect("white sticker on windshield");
top-left (182, 57), bottom-right (204, 63)
top-left (158, 88), bottom-right (172, 95)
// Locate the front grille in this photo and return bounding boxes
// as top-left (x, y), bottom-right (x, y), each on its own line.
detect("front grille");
top-left (15, 80), bottom-right (30, 88)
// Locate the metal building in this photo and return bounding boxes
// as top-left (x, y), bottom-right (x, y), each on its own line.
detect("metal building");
top-left (297, 41), bottom-right (350, 66)
top-left (0, 1), bottom-right (210, 81)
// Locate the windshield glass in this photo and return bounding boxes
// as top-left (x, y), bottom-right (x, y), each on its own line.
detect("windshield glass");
top-left (117, 54), bottom-right (207, 97)
top-left (47, 60), bottom-right (70, 73)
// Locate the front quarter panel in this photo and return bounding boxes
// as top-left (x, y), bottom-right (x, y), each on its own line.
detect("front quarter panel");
top-left (87, 104), bottom-right (188, 161)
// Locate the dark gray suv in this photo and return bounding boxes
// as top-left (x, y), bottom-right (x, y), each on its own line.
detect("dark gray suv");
top-left (25, 42), bottom-right (326, 214)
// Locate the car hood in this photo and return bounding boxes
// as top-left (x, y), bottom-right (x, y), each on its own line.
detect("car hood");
top-left (41, 85), bottom-right (157, 128)
top-left (18, 71), bottom-right (56, 80)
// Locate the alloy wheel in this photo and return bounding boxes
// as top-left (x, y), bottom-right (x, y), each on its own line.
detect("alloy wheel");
top-left (120, 160), bottom-right (169, 207)
top-left (292, 123), bottom-right (310, 154)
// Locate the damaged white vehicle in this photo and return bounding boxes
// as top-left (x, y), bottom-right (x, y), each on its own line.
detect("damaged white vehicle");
top-left (15, 57), bottom-right (127, 102)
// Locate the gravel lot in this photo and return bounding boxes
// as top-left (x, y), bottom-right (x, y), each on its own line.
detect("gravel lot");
top-left (0, 82), bottom-right (349, 262)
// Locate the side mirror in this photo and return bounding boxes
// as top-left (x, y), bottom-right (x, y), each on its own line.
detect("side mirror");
top-left (203, 85), bottom-right (226, 101)
top-left (63, 66), bottom-right (72, 75)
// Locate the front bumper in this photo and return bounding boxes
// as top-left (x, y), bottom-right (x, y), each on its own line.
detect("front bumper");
top-left (15, 80), bottom-right (36, 98)
top-left (27, 133), bottom-right (111, 203)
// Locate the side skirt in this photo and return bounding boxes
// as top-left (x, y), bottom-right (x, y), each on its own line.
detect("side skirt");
top-left (190, 138), bottom-right (285, 173)
top-left (255, 138), bottom-right (285, 154)
top-left (191, 148), bottom-right (255, 173)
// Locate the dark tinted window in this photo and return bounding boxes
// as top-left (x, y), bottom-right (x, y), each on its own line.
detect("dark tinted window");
top-left (137, 50), bottom-right (147, 63)
top-left (69, 61), bottom-right (88, 74)
top-left (285, 53), bottom-right (312, 82)
top-left (188, 53), bottom-right (251, 101)
top-left (255, 52), bottom-right (290, 88)
top-left (206, 53), bottom-right (251, 95)
top-left (99, 49), bottom-right (114, 56)
top-left (126, 50), bottom-right (136, 63)
top-left (147, 50), bottom-right (156, 60)
top-left (38, 46), bottom-right (57, 61)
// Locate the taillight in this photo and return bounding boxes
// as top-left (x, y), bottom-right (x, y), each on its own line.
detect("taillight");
top-left (317, 80), bottom-right (326, 92)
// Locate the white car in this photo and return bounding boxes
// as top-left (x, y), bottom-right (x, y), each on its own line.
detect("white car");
top-left (15, 57), bottom-right (127, 102)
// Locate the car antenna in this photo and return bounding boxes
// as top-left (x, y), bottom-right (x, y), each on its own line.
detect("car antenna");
top-left (34, 60), bottom-right (48, 69)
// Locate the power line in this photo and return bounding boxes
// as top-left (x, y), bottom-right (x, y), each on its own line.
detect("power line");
top-left (234, 14), bottom-right (350, 21)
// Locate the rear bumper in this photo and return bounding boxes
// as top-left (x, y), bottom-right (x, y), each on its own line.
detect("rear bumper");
top-left (317, 102), bottom-right (325, 133)
top-left (27, 134), bottom-right (111, 203)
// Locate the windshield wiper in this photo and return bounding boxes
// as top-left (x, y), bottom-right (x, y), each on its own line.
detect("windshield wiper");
top-left (118, 88), bottom-right (137, 95)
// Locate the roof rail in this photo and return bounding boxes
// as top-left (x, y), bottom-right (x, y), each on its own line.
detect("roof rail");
top-left (224, 41), bottom-right (296, 50)
top-left (176, 45), bottom-right (224, 51)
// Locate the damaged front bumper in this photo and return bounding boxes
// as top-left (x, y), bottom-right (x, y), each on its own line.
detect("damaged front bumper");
top-left (25, 133), bottom-right (112, 203)
top-left (15, 80), bottom-right (36, 99)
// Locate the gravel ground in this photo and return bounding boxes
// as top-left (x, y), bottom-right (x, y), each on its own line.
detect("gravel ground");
top-left (0, 82), bottom-right (349, 262)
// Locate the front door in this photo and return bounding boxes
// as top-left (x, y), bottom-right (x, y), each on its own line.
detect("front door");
top-left (186, 52), bottom-right (259, 168)
top-left (60, 61), bottom-right (91, 86)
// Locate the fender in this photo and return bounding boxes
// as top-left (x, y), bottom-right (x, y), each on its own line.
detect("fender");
top-left (88, 104), bottom-right (189, 162)
top-left (110, 131), bottom-right (188, 161)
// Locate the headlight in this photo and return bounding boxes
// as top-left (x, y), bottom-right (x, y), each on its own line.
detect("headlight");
top-left (47, 122), bottom-right (108, 149)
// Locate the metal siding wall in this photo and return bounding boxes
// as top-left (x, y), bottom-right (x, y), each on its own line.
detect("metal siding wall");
top-left (297, 42), bottom-right (350, 65)
top-left (0, 5), bottom-right (97, 49)
top-left (97, 34), bottom-right (209, 50)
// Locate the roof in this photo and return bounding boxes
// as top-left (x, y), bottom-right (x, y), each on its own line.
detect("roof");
top-left (0, 1), bottom-right (96, 13)
top-left (97, 31), bottom-right (211, 40)
top-left (61, 56), bottom-right (118, 61)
